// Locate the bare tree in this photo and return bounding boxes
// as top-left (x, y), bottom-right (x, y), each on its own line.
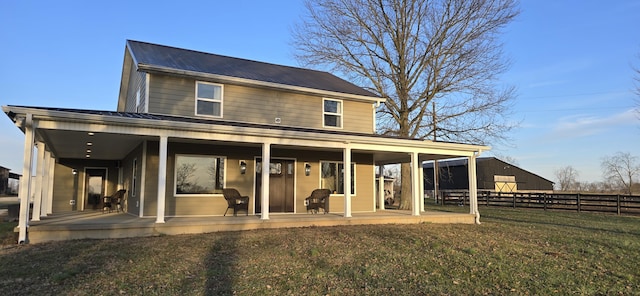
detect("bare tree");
top-left (601, 152), bottom-right (639, 195)
top-left (176, 163), bottom-right (197, 193)
top-left (554, 166), bottom-right (580, 192)
top-left (293, 0), bottom-right (519, 209)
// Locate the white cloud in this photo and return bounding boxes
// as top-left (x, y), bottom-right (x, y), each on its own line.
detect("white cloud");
top-left (548, 108), bottom-right (637, 140)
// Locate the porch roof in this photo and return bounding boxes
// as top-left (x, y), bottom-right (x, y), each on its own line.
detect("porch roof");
top-left (3, 105), bottom-right (490, 164)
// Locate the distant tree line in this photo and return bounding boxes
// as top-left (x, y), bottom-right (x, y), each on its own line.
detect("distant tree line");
top-left (554, 152), bottom-right (640, 195)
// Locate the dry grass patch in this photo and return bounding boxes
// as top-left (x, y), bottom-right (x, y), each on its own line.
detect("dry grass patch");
top-left (0, 207), bottom-right (639, 295)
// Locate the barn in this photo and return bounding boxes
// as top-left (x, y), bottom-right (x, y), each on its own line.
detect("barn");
top-left (423, 157), bottom-right (554, 194)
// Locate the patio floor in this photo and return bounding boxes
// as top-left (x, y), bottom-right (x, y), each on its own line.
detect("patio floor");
top-left (21, 209), bottom-right (476, 244)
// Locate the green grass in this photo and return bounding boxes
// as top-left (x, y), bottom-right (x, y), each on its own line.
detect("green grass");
top-left (0, 207), bottom-right (639, 295)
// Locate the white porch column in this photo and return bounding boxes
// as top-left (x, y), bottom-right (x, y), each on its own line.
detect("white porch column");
top-left (45, 153), bottom-right (55, 214)
top-left (40, 151), bottom-right (51, 217)
top-left (260, 142), bottom-right (271, 220)
top-left (18, 114), bottom-right (35, 244)
top-left (156, 136), bottom-right (168, 223)
top-left (31, 142), bottom-right (45, 221)
top-left (343, 146), bottom-right (352, 217)
top-left (468, 154), bottom-right (480, 224)
top-left (411, 152), bottom-right (420, 216)
top-left (377, 166), bottom-right (385, 211)
top-left (419, 161), bottom-right (425, 212)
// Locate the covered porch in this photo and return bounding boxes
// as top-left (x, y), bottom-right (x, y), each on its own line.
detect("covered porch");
top-left (4, 106), bottom-right (489, 244)
top-left (24, 209), bottom-right (476, 244)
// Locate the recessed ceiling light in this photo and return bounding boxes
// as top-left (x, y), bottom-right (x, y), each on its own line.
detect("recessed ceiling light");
top-left (86, 149), bottom-right (91, 153)
top-left (88, 132), bottom-right (94, 136)
top-left (86, 154), bottom-right (91, 158)
top-left (86, 142), bottom-right (93, 146)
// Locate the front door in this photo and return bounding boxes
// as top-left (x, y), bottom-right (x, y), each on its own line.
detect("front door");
top-left (255, 159), bottom-right (295, 213)
top-left (85, 168), bottom-right (107, 210)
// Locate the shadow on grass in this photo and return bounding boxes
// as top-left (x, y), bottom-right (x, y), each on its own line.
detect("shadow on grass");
top-left (204, 231), bottom-right (240, 295)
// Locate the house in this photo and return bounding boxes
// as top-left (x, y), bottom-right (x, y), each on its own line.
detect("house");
top-left (3, 40), bottom-right (489, 243)
top-left (0, 166), bottom-right (20, 196)
top-left (423, 157), bottom-right (554, 195)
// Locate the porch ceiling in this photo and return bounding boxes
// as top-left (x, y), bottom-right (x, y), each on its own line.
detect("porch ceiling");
top-left (38, 129), bottom-right (151, 160)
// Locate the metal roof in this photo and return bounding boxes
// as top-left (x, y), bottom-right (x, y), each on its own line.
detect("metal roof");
top-left (126, 40), bottom-right (379, 98)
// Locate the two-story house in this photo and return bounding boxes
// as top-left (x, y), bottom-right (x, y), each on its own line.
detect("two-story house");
top-left (3, 40), bottom-right (488, 243)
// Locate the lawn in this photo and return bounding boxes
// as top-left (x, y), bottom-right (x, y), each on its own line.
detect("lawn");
top-left (0, 207), bottom-right (638, 295)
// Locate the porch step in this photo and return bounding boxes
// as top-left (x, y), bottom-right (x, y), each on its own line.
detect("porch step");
top-left (24, 211), bottom-right (475, 244)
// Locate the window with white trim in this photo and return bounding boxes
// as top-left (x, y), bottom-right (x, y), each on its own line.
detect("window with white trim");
top-left (320, 161), bottom-right (355, 195)
top-left (174, 154), bottom-right (225, 195)
top-left (195, 81), bottom-right (223, 117)
top-left (135, 89), bottom-right (141, 113)
top-left (132, 158), bottom-right (137, 197)
top-left (323, 98), bottom-right (342, 128)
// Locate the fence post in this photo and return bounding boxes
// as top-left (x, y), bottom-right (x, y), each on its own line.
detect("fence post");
top-left (577, 193), bottom-right (581, 213)
top-left (513, 192), bottom-right (516, 208)
top-left (485, 191), bottom-right (489, 206)
top-left (543, 193), bottom-right (547, 211)
top-left (617, 194), bottom-right (621, 215)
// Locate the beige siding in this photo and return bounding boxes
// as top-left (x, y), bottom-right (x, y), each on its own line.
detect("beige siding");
top-left (120, 51), bottom-right (147, 113)
top-left (138, 141), bottom-right (376, 216)
top-left (121, 143), bottom-right (144, 215)
top-left (51, 159), bottom-right (120, 213)
top-left (147, 74), bottom-right (375, 133)
top-left (342, 100), bottom-right (374, 133)
top-left (274, 149), bottom-right (374, 213)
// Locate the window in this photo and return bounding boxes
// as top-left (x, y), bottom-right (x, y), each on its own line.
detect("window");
top-left (135, 89), bottom-right (141, 113)
top-left (195, 81), bottom-right (223, 117)
top-left (132, 158), bottom-right (137, 197)
top-left (323, 98), bottom-right (342, 128)
top-left (175, 154), bottom-right (225, 195)
top-left (320, 161), bottom-right (355, 195)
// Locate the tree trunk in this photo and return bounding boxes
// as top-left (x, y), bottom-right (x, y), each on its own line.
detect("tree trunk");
top-left (398, 162), bottom-right (412, 210)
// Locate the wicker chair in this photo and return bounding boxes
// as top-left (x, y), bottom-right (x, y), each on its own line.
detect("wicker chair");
top-left (103, 189), bottom-right (126, 213)
top-left (222, 188), bottom-right (250, 216)
top-left (304, 189), bottom-right (331, 214)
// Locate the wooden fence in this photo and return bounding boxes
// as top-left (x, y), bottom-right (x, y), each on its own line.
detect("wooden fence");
top-left (440, 191), bottom-right (640, 216)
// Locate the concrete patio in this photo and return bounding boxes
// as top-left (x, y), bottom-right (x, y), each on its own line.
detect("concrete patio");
top-left (20, 209), bottom-right (475, 244)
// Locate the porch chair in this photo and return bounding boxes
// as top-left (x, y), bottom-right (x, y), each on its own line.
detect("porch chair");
top-left (222, 188), bottom-right (250, 216)
top-left (113, 189), bottom-right (127, 213)
top-left (304, 189), bottom-right (331, 214)
top-left (103, 189), bottom-right (127, 213)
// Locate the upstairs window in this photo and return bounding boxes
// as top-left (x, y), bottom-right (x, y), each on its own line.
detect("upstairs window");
top-left (196, 81), bottom-right (223, 117)
top-left (323, 98), bottom-right (342, 128)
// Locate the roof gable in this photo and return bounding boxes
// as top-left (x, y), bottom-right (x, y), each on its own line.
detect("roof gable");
top-left (126, 40), bottom-right (379, 99)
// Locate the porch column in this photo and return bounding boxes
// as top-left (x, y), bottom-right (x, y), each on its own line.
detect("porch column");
top-left (156, 135), bottom-right (168, 223)
top-left (45, 153), bottom-right (55, 215)
top-left (468, 154), bottom-right (480, 224)
top-left (377, 166), bottom-right (385, 210)
top-left (40, 151), bottom-right (51, 217)
top-left (419, 162), bottom-right (425, 212)
top-left (343, 146), bottom-right (352, 218)
top-left (18, 114), bottom-right (35, 244)
top-left (260, 142), bottom-right (271, 220)
top-left (31, 142), bottom-right (45, 221)
top-left (411, 152), bottom-right (420, 216)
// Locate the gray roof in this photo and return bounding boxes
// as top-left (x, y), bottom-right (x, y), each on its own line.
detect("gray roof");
top-left (126, 40), bottom-right (379, 98)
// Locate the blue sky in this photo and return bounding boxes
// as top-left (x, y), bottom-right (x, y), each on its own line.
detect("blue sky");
top-left (1, 0), bottom-right (638, 183)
